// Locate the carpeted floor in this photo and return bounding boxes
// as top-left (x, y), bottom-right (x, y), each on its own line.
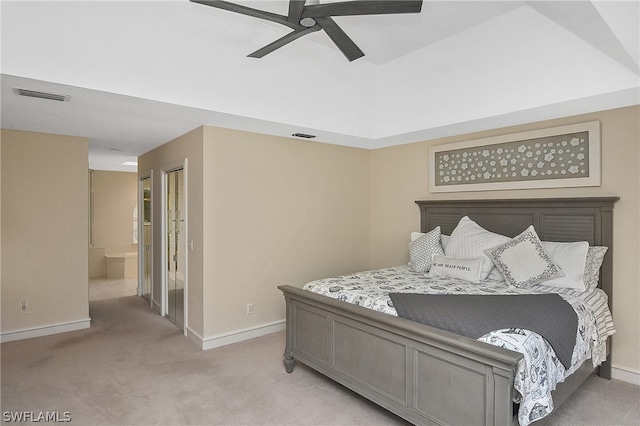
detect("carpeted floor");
top-left (1, 279), bottom-right (638, 425)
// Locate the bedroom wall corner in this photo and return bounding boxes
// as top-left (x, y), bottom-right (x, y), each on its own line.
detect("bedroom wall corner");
top-left (1, 129), bottom-right (90, 342)
top-left (368, 105), bottom-right (640, 383)
top-left (369, 141), bottom-right (429, 268)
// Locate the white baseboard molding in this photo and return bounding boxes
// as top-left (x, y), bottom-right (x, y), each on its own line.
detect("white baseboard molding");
top-left (186, 320), bottom-right (286, 351)
top-left (185, 326), bottom-right (204, 349)
top-left (1, 318), bottom-right (91, 343)
top-left (611, 367), bottom-right (640, 386)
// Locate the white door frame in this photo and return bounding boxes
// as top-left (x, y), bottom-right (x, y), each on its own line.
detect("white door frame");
top-left (161, 159), bottom-right (188, 335)
top-left (137, 171), bottom-right (153, 306)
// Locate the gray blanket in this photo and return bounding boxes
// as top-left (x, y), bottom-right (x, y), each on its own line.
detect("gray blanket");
top-left (389, 293), bottom-right (578, 368)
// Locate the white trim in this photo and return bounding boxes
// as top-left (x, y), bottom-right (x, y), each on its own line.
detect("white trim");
top-left (182, 159), bottom-right (189, 337)
top-left (1, 318), bottom-right (91, 343)
top-left (137, 172), bottom-right (153, 301)
top-left (161, 169), bottom-right (167, 317)
top-left (429, 121), bottom-right (601, 193)
top-left (187, 320), bottom-right (286, 351)
top-left (148, 173), bottom-right (155, 307)
top-left (611, 367), bottom-right (640, 386)
top-left (161, 159), bottom-right (186, 174)
top-left (185, 326), bottom-right (204, 349)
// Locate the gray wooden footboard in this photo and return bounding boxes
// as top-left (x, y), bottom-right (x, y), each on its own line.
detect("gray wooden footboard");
top-left (279, 284), bottom-right (522, 426)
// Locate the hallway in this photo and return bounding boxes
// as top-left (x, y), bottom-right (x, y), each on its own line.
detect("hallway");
top-left (89, 277), bottom-right (138, 301)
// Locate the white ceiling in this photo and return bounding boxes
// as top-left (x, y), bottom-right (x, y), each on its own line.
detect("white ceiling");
top-left (1, 0), bottom-right (638, 172)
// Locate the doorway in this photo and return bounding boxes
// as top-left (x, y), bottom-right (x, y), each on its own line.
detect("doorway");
top-left (165, 168), bottom-right (185, 329)
top-left (139, 176), bottom-right (152, 304)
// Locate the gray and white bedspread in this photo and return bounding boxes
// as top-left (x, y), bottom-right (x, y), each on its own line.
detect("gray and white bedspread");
top-left (303, 265), bottom-right (615, 426)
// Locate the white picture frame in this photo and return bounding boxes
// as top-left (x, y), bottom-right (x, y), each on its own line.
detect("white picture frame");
top-left (429, 121), bottom-right (601, 193)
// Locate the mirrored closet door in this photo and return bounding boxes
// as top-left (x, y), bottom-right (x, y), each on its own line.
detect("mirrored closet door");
top-left (165, 169), bottom-right (185, 329)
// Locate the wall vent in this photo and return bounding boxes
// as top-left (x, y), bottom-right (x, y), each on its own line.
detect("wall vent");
top-left (292, 132), bottom-right (316, 139)
top-left (12, 87), bottom-right (71, 102)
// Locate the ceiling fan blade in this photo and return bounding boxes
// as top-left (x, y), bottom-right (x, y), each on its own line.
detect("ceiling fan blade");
top-left (303, 0), bottom-right (422, 18)
top-left (315, 17), bottom-right (364, 62)
top-left (248, 26), bottom-right (320, 58)
top-left (191, 0), bottom-right (300, 30)
top-left (287, 0), bottom-right (307, 24)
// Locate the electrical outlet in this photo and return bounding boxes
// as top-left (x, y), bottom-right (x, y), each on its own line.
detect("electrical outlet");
top-left (246, 303), bottom-right (254, 315)
top-left (21, 300), bottom-right (28, 314)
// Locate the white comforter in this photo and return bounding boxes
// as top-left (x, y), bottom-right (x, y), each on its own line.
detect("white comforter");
top-left (303, 265), bottom-right (615, 426)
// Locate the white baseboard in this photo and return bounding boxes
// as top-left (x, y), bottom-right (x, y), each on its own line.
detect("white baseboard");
top-left (611, 367), bottom-right (640, 386)
top-left (185, 326), bottom-right (204, 348)
top-left (1, 318), bottom-right (91, 343)
top-left (186, 320), bottom-right (286, 351)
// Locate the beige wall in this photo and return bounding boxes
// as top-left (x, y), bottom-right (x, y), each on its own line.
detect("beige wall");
top-left (138, 127), bottom-right (204, 335)
top-left (89, 170), bottom-right (138, 278)
top-left (370, 105), bottom-right (640, 377)
top-left (1, 129), bottom-right (90, 337)
top-left (91, 170), bottom-right (138, 248)
top-left (201, 127), bottom-right (371, 339)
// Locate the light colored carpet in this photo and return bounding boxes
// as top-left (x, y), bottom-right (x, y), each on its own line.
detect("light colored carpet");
top-left (1, 291), bottom-right (407, 425)
top-left (2, 280), bottom-right (638, 425)
top-left (535, 375), bottom-right (640, 426)
top-left (88, 277), bottom-right (138, 301)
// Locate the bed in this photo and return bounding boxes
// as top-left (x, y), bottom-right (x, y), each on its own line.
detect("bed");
top-left (278, 197), bottom-right (618, 425)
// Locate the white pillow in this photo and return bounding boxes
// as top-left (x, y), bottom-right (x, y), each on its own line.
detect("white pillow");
top-left (440, 234), bottom-right (450, 249)
top-left (485, 225), bottom-right (564, 288)
top-left (445, 216), bottom-right (510, 280)
top-left (411, 232), bottom-right (425, 242)
top-left (429, 255), bottom-right (484, 282)
top-left (539, 241), bottom-right (589, 291)
top-left (408, 226), bottom-right (444, 272)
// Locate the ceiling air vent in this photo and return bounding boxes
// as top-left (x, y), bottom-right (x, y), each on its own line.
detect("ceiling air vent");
top-left (292, 133), bottom-right (316, 139)
top-left (12, 87), bottom-right (71, 102)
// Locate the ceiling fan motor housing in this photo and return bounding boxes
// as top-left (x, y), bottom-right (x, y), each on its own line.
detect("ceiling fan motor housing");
top-left (300, 17), bottom-right (317, 27)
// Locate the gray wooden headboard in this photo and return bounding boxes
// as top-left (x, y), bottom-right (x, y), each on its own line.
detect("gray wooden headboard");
top-left (416, 197), bottom-right (619, 307)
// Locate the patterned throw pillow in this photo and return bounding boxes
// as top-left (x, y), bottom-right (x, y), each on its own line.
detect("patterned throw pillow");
top-left (485, 225), bottom-right (564, 288)
top-left (583, 246), bottom-right (608, 291)
top-left (409, 226), bottom-right (444, 272)
top-left (445, 216), bottom-right (510, 280)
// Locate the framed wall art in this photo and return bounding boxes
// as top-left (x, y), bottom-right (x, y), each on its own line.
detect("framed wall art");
top-left (429, 121), bottom-right (601, 193)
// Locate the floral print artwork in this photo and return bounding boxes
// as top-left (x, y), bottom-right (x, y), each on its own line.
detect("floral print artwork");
top-left (435, 131), bottom-right (590, 187)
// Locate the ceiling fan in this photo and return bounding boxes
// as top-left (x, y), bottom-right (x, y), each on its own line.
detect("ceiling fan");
top-left (191, 0), bottom-right (423, 61)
